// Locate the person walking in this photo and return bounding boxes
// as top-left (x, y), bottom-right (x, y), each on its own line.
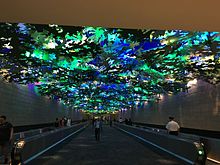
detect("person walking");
top-left (94, 119), bottom-right (101, 141)
top-left (128, 118), bottom-right (132, 126)
top-left (60, 118), bottom-right (64, 127)
top-left (54, 118), bottom-right (59, 128)
top-left (0, 115), bottom-right (13, 164)
top-left (64, 116), bottom-right (67, 126)
top-left (67, 118), bottom-right (71, 127)
top-left (166, 117), bottom-right (180, 136)
top-left (92, 117), bottom-right (95, 128)
top-left (109, 119), bottom-right (112, 127)
top-left (119, 117), bottom-right (123, 123)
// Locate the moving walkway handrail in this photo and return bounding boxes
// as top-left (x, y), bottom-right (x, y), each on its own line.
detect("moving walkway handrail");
top-left (12, 122), bottom-right (88, 164)
top-left (24, 122), bottom-right (88, 142)
top-left (114, 122), bottom-right (206, 165)
top-left (13, 121), bottom-right (86, 140)
top-left (14, 127), bottom-right (54, 140)
top-left (130, 122), bottom-right (220, 164)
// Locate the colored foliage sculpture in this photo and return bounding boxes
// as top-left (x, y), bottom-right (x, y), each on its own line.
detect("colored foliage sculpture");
top-left (0, 23), bottom-right (219, 113)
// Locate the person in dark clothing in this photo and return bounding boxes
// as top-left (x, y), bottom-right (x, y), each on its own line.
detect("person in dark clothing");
top-left (125, 118), bottom-right (128, 125)
top-left (128, 118), bottom-right (132, 125)
top-left (109, 119), bottom-right (112, 127)
top-left (94, 119), bottom-right (101, 141)
top-left (55, 118), bottom-right (59, 128)
top-left (92, 117), bottom-right (95, 127)
top-left (60, 118), bottom-right (64, 127)
top-left (64, 116), bottom-right (67, 126)
top-left (0, 115), bottom-right (13, 164)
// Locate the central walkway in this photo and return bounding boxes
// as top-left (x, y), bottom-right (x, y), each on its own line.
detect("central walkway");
top-left (30, 125), bottom-right (186, 165)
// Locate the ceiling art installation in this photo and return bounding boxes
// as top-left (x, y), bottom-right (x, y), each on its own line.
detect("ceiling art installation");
top-left (0, 23), bottom-right (220, 114)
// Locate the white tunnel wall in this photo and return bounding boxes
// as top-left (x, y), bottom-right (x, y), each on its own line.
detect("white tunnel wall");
top-left (119, 80), bottom-right (220, 131)
top-left (0, 79), bottom-right (82, 126)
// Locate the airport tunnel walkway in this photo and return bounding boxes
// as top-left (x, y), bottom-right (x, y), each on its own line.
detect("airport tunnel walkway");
top-left (28, 125), bottom-right (187, 165)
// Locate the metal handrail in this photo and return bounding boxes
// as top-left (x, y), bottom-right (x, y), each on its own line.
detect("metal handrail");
top-left (120, 122), bottom-right (220, 164)
top-left (13, 121), bottom-right (86, 140)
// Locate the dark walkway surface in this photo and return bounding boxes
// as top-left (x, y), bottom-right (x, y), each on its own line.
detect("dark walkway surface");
top-left (29, 125), bottom-right (187, 165)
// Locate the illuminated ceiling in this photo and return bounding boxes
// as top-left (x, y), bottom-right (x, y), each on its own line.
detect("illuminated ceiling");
top-left (0, 23), bottom-right (219, 113)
